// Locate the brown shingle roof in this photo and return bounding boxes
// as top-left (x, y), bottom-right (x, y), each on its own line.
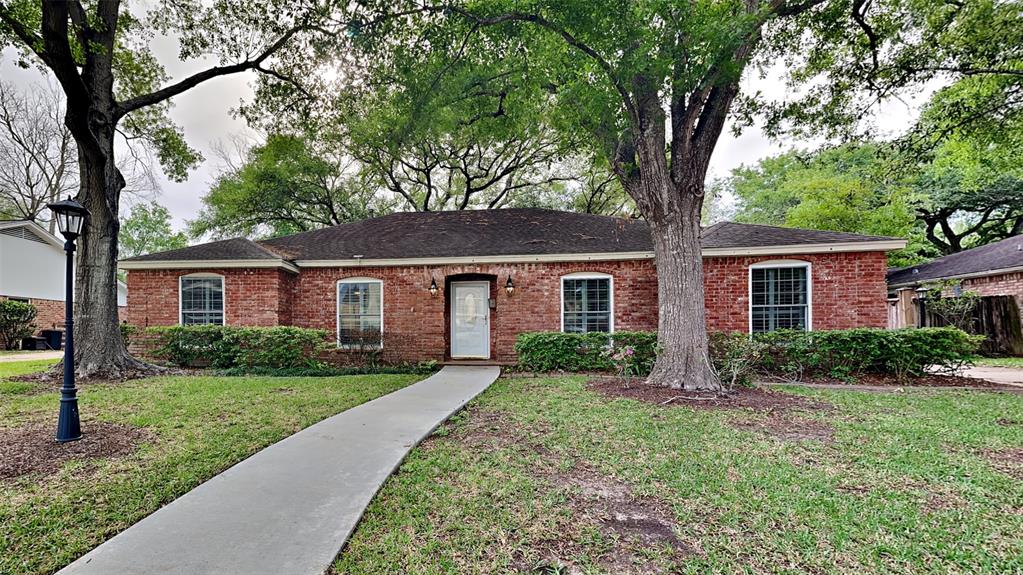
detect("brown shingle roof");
top-left (122, 208), bottom-right (901, 264)
top-left (887, 234), bottom-right (1023, 286)
top-left (123, 237), bottom-right (282, 262)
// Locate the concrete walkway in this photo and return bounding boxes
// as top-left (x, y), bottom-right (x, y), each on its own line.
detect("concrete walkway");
top-left (962, 366), bottom-right (1023, 387)
top-left (0, 350), bottom-right (62, 362)
top-left (58, 365), bottom-right (500, 575)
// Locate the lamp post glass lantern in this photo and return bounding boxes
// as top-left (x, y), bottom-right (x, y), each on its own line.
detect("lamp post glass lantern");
top-left (47, 197), bottom-right (90, 443)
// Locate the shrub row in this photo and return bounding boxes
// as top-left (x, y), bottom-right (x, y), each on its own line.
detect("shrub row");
top-left (514, 327), bottom-right (983, 380)
top-left (146, 325), bottom-right (330, 369)
top-left (756, 327), bottom-right (982, 379)
top-left (514, 331), bottom-right (658, 373)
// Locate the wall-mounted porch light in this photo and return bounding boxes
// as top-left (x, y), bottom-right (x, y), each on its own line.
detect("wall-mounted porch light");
top-left (429, 278), bottom-right (439, 296)
top-left (505, 276), bottom-right (515, 296)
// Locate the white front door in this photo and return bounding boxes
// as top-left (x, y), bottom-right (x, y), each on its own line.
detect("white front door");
top-left (451, 281), bottom-right (490, 359)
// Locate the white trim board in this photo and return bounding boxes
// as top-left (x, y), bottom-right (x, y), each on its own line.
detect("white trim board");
top-left (120, 259), bottom-right (300, 273)
top-left (119, 239), bottom-right (906, 271)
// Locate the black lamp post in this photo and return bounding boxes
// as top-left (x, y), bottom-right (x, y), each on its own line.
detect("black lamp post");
top-left (47, 197), bottom-right (89, 443)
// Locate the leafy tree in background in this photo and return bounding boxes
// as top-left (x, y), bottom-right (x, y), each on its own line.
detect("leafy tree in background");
top-left (724, 143), bottom-right (929, 266)
top-left (190, 134), bottom-right (392, 239)
top-left (120, 202), bottom-right (187, 258)
top-left (0, 1), bottom-right (353, 377)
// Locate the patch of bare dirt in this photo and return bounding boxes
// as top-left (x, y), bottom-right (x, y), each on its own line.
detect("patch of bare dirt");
top-left (0, 421), bottom-right (152, 481)
top-left (730, 416), bottom-right (834, 442)
top-left (531, 461), bottom-right (694, 574)
top-left (587, 379), bottom-right (832, 413)
top-left (984, 448), bottom-right (1023, 480)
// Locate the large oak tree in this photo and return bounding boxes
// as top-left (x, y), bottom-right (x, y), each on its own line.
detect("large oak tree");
top-left (0, 0), bottom-right (349, 377)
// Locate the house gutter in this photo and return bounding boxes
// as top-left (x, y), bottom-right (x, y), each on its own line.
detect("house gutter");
top-left (888, 264), bottom-right (1023, 289)
top-left (117, 239), bottom-right (906, 271)
top-left (118, 258), bottom-right (301, 274)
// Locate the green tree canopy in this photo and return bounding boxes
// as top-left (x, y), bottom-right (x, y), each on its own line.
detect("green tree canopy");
top-left (190, 134), bottom-right (393, 239)
top-left (120, 201), bottom-right (187, 258)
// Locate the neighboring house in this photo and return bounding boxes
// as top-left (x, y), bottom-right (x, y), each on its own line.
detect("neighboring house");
top-left (119, 209), bottom-right (905, 363)
top-left (0, 220), bottom-right (127, 335)
top-left (886, 234), bottom-right (1023, 335)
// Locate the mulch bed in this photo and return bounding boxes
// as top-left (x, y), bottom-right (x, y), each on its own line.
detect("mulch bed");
top-left (769, 372), bottom-right (1016, 389)
top-left (587, 378), bottom-right (833, 413)
top-left (0, 421), bottom-right (152, 481)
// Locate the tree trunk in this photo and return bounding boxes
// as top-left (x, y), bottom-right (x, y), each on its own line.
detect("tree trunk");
top-left (644, 186), bottom-right (720, 391)
top-left (70, 124), bottom-right (148, 378)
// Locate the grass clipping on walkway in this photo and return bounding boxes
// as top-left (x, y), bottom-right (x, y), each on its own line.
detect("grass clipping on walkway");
top-left (335, 377), bottom-right (1023, 574)
top-left (0, 363), bottom-right (418, 575)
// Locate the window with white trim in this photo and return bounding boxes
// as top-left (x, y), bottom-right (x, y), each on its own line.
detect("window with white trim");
top-left (179, 275), bottom-right (224, 325)
top-left (561, 274), bottom-right (613, 333)
top-left (750, 264), bottom-right (809, 333)
top-left (337, 279), bottom-right (383, 348)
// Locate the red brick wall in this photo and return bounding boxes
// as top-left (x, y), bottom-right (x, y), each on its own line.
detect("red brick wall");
top-left (125, 268), bottom-right (290, 328)
top-left (124, 251), bottom-right (890, 363)
top-left (291, 260), bottom-right (659, 363)
top-left (961, 271), bottom-right (1023, 315)
top-left (703, 252), bottom-right (891, 332)
top-left (0, 295), bottom-right (126, 334)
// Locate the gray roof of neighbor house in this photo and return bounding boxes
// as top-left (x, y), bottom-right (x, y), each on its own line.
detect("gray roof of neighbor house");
top-left (120, 208), bottom-right (904, 266)
top-left (887, 234), bottom-right (1023, 286)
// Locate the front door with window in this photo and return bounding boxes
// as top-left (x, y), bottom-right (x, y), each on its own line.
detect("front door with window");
top-left (450, 281), bottom-right (490, 359)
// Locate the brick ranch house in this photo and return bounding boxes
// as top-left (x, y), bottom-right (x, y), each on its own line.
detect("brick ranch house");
top-left (119, 209), bottom-right (906, 363)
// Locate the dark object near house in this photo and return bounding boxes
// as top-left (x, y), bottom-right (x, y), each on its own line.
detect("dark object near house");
top-left (21, 336), bottom-right (48, 350)
top-left (41, 329), bottom-right (63, 350)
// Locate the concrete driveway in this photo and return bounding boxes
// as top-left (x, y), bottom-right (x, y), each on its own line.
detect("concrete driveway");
top-left (0, 350), bottom-right (62, 363)
top-left (962, 366), bottom-right (1023, 387)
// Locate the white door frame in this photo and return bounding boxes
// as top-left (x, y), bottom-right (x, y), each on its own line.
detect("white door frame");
top-left (450, 281), bottom-right (491, 359)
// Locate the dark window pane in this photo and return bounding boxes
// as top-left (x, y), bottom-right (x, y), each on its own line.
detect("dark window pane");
top-left (562, 277), bottom-right (611, 333)
top-left (180, 277), bottom-right (224, 326)
top-left (750, 267), bottom-right (808, 333)
top-left (338, 281), bottom-right (383, 348)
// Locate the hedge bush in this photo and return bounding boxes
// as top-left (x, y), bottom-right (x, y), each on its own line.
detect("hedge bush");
top-left (756, 327), bottom-right (982, 379)
top-left (515, 327), bottom-right (982, 381)
top-left (0, 300), bottom-right (37, 350)
top-left (146, 325), bottom-right (330, 369)
top-left (514, 331), bottom-right (657, 373)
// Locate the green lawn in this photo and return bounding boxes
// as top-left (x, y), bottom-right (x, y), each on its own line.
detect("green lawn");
top-left (0, 360), bottom-right (418, 575)
top-left (336, 376), bottom-right (1023, 574)
top-left (973, 356), bottom-right (1023, 368)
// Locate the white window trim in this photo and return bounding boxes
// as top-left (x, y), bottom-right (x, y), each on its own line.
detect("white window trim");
top-left (748, 260), bottom-right (812, 334)
top-left (336, 277), bottom-right (384, 349)
top-left (560, 272), bottom-right (615, 333)
top-left (178, 273), bottom-right (226, 326)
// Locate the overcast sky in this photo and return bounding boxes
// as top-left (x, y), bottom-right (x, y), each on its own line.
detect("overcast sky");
top-left (1, 38), bottom-right (925, 233)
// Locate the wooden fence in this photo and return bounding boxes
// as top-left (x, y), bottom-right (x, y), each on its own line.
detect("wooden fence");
top-left (922, 295), bottom-right (1023, 356)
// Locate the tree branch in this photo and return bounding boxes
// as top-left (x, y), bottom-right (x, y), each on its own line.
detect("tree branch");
top-left (115, 24), bottom-right (310, 117)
